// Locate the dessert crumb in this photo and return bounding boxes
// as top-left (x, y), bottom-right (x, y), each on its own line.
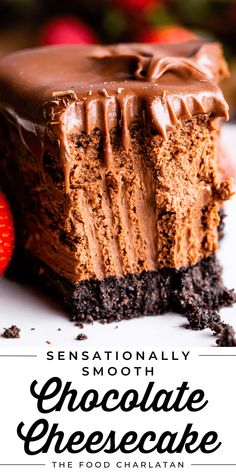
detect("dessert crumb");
top-left (185, 303), bottom-right (236, 347)
top-left (216, 325), bottom-right (236, 347)
top-left (46, 340), bottom-right (51, 345)
top-left (187, 307), bottom-right (220, 330)
top-left (209, 321), bottom-right (226, 335)
top-left (2, 325), bottom-right (21, 339)
top-left (75, 322), bottom-right (84, 329)
top-left (76, 333), bottom-right (88, 341)
top-left (57, 328), bottom-right (61, 331)
top-left (30, 328), bottom-right (35, 331)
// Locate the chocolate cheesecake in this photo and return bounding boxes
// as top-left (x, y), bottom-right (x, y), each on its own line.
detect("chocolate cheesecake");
top-left (0, 40), bottom-right (235, 322)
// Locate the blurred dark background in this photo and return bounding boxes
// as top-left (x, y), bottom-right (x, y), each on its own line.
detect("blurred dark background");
top-left (1, 0), bottom-right (236, 51)
top-left (0, 0), bottom-right (236, 109)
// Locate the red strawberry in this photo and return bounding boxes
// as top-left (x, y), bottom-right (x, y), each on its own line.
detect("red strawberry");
top-left (40, 16), bottom-right (98, 46)
top-left (0, 192), bottom-right (14, 276)
top-left (138, 25), bottom-right (198, 44)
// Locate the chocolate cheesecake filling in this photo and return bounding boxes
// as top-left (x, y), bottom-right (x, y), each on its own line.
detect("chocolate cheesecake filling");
top-left (0, 113), bottom-right (233, 284)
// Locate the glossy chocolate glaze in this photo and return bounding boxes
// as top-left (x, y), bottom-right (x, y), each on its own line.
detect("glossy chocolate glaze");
top-left (0, 40), bottom-right (229, 192)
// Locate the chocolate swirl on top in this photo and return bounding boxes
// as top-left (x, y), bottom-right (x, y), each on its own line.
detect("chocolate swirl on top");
top-left (134, 55), bottom-right (214, 81)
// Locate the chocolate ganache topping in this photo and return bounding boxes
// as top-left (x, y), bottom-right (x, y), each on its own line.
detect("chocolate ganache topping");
top-left (0, 40), bottom-right (230, 191)
top-left (134, 55), bottom-right (214, 81)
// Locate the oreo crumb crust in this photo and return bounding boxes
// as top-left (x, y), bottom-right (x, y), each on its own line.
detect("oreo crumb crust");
top-left (3, 325), bottom-right (21, 338)
top-left (7, 248), bottom-right (236, 347)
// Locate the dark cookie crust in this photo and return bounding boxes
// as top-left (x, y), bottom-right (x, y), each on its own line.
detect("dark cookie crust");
top-left (7, 248), bottom-right (235, 324)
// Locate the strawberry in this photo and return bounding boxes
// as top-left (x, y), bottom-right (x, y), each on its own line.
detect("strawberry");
top-left (137, 25), bottom-right (198, 44)
top-left (0, 192), bottom-right (14, 276)
top-left (40, 16), bottom-right (98, 46)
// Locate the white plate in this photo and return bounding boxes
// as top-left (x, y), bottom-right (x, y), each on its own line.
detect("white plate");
top-left (0, 126), bottom-right (236, 347)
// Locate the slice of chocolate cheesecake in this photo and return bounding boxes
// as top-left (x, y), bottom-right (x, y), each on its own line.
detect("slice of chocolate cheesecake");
top-left (0, 40), bottom-right (235, 321)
